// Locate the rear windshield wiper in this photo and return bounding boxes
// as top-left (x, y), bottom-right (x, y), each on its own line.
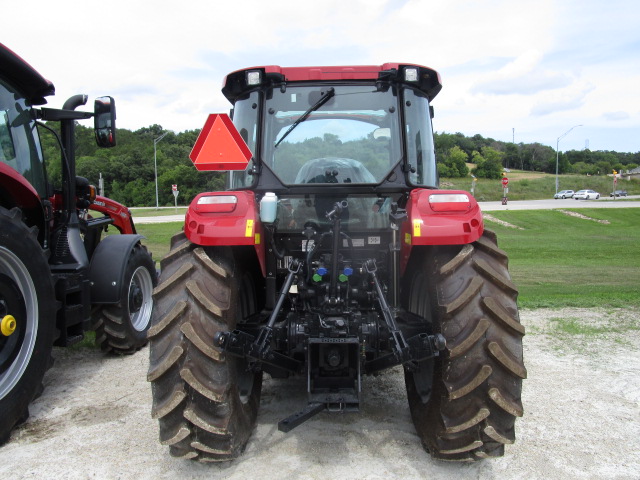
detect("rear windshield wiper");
top-left (274, 87), bottom-right (335, 148)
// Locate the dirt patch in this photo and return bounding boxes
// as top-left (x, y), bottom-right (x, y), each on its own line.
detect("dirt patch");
top-left (557, 209), bottom-right (611, 224)
top-left (483, 213), bottom-right (524, 229)
top-left (1, 308), bottom-right (638, 480)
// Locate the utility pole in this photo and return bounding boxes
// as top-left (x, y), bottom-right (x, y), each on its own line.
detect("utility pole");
top-left (555, 125), bottom-right (582, 194)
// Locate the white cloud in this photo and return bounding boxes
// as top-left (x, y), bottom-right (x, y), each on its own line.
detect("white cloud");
top-left (470, 50), bottom-right (573, 95)
top-left (530, 82), bottom-right (596, 116)
top-left (602, 112), bottom-right (630, 121)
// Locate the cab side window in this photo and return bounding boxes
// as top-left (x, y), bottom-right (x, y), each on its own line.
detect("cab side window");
top-left (0, 79), bottom-right (48, 196)
top-left (403, 88), bottom-right (437, 187)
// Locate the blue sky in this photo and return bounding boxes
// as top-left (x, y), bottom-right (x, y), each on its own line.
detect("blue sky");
top-left (4, 0), bottom-right (640, 152)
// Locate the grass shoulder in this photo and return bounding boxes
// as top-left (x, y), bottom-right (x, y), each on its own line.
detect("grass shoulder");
top-left (442, 170), bottom-right (640, 202)
top-left (484, 208), bottom-right (640, 309)
top-left (130, 207), bottom-right (188, 217)
top-left (523, 306), bottom-right (640, 354)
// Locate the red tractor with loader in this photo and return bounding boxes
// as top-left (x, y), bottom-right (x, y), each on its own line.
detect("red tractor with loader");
top-left (148, 64), bottom-right (526, 461)
top-left (0, 43), bottom-right (156, 444)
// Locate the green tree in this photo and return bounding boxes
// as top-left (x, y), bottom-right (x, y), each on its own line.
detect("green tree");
top-left (444, 145), bottom-right (470, 177)
top-left (571, 161), bottom-right (592, 175)
top-left (437, 162), bottom-right (453, 177)
top-left (503, 143), bottom-right (519, 170)
top-left (471, 147), bottom-right (503, 179)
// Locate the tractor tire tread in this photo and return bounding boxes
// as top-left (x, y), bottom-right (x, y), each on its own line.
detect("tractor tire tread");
top-left (93, 244), bottom-right (156, 353)
top-left (404, 229), bottom-right (525, 460)
top-left (148, 240), bottom-right (261, 461)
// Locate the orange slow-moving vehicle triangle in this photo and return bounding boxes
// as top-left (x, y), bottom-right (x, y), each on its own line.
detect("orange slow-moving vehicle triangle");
top-left (189, 114), bottom-right (253, 171)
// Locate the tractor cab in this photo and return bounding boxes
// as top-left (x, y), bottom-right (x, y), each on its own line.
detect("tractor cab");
top-left (226, 65), bottom-right (440, 199)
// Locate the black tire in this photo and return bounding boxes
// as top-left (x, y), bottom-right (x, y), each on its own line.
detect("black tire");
top-left (93, 244), bottom-right (157, 353)
top-left (402, 229), bottom-right (526, 460)
top-left (0, 207), bottom-right (57, 445)
top-left (148, 232), bottom-right (262, 461)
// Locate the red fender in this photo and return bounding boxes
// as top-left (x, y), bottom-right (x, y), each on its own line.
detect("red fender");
top-left (0, 163), bottom-right (41, 210)
top-left (184, 190), bottom-right (266, 276)
top-left (400, 189), bottom-right (484, 273)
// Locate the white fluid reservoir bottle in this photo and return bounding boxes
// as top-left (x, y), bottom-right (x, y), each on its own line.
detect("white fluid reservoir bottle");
top-left (260, 192), bottom-right (278, 223)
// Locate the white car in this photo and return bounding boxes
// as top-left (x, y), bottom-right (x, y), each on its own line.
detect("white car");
top-left (554, 190), bottom-right (575, 199)
top-left (574, 189), bottom-right (600, 200)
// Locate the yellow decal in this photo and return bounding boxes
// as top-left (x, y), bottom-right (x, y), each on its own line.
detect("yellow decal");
top-left (404, 233), bottom-right (412, 245)
top-left (413, 219), bottom-right (422, 237)
top-left (254, 233), bottom-right (261, 245)
top-left (245, 219), bottom-right (254, 237)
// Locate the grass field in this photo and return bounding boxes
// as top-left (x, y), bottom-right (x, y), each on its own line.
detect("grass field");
top-left (136, 222), bottom-right (184, 264)
top-left (443, 171), bottom-right (640, 202)
top-left (135, 207), bottom-right (640, 310)
top-left (484, 207), bottom-right (640, 308)
top-left (130, 207), bottom-right (187, 217)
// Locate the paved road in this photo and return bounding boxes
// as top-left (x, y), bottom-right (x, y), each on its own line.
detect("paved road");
top-left (133, 196), bottom-right (640, 223)
top-left (480, 195), bottom-right (640, 211)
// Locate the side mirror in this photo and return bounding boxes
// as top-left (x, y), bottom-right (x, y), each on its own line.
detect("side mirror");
top-left (94, 96), bottom-right (116, 148)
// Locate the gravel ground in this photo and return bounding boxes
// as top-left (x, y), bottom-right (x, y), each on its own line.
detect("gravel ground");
top-left (1, 308), bottom-right (638, 480)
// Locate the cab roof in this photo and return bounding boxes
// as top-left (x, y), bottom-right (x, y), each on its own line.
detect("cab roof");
top-left (222, 63), bottom-right (442, 103)
top-left (0, 43), bottom-right (55, 105)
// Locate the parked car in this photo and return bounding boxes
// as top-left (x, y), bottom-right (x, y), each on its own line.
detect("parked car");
top-left (610, 190), bottom-right (628, 197)
top-left (574, 189), bottom-right (600, 200)
top-left (554, 190), bottom-right (575, 199)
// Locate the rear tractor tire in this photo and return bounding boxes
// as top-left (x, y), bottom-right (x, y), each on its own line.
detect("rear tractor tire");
top-left (148, 233), bottom-right (262, 461)
top-left (93, 244), bottom-right (157, 353)
top-left (403, 229), bottom-right (526, 460)
top-left (0, 207), bottom-right (57, 445)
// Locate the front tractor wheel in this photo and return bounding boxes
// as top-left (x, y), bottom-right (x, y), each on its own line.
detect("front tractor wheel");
top-left (403, 230), bottom-right (526, 460)
top-left (148, 233), bottom-right (262, 461)
top-left (93, 244), bottom-right (156, 353)
top-left (0, 207), bottom-right (57, 445)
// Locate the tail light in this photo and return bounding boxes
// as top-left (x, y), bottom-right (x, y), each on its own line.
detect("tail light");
top-left (195, 194), bottom-right (238, 213)
top-left (428, 193), bottom-right (472, 212)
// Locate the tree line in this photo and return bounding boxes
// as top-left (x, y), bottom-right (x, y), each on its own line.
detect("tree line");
top-left (435, 132), bottom-right (640, 180)
top-left (39, 124), bottom-right (640, 207)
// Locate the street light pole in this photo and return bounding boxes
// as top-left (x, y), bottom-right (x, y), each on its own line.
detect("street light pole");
top-left (555, 124), bottom-right (582, 194)
top-left (154, 131), bottom-right (169, 209)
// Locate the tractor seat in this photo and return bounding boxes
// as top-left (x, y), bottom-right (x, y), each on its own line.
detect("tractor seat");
top-left (295, 157), bottom-right (376, 184)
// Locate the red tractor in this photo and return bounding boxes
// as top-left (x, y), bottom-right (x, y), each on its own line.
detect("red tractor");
top-left (148, 64), bottom-right (526, 461)
top-left (0, 43), bottom-right (156, 443)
